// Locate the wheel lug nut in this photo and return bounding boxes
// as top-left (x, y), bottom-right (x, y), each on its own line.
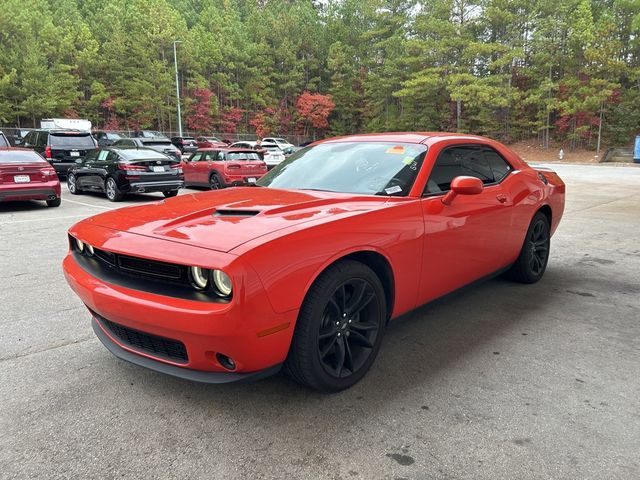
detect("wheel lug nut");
top-left (337, 333), bottom-right (341, 337)
top-left (342, 313), bottom-right (346, 317)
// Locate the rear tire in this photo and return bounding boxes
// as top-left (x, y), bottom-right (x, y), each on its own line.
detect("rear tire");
top-left (163, 190), bottom-right (178, 198)
top-left (507, 211), bottom-right (551, 284)
top-left (67, 173), bottom-right (81, 195)
top-left (105, 177), bottom-right (123, 202)
top-left (285, 260), bottom-right (387, 392)
top-left (209, 173), bottom-right (223, 190)
top-left (46, 197), bottom-right (61, 207)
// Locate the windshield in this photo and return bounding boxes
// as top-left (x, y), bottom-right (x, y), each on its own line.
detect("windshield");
top-left (257, 142), bottom-right (427, 196)
top-left (0, 150), bottom-right (46, 163)
top-left (0, 135), bottom-right (8, 147)
top-left (50, 134), bottom-right (95, 148)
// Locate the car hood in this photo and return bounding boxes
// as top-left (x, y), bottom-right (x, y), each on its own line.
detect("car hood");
top-left (84, 187), bottom-right (392, 252)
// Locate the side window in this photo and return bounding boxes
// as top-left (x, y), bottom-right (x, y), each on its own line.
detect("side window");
top-left (424, 145), bottom-right (501, 195)
top-left (97, 150), bottom-right (109, 161)
top-left (217, 151), bottom-right (225, 161)
top-left (84, 150), bottom-right (98, 163)
top-left (202, 152), bottom-right (216, 161)
top-left (482, 148), bottom-right (512, 182)
top-left (190, 153), bottom-right (202, 162)
top-left (106, 151), bottom-right (118, 163)
top-left (37, 132), bottom-right (48, 148)
top-left (23, 132), bottom-right (34, 146)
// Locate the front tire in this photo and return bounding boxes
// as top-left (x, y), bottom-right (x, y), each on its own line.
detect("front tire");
top-left (285, 260), bottom-right (387, 392)
top-left (105, 177), bottom-right (124, 202)
top-left (507, 211), bottom-right (551, 283)
top-left (67, 173), bottom-right (81, 195)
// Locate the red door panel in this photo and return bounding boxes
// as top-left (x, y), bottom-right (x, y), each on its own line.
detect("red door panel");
top-left (418, 184), bottom-right (514, 305)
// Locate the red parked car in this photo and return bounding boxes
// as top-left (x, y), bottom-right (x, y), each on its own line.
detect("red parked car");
top-left (196, 136), bottom-right (228, 149)
top-left (0, 148), bottom-right (61, 207)
top-left (182, 148), bottom-right (267, 189)
top-left (63, 133), bottom-right (565, 392)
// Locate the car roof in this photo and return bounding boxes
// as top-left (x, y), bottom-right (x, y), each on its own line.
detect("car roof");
top-left (317, 132), bottom-right (488, 145)
top-left (197, 147), bottom-right (256, 153)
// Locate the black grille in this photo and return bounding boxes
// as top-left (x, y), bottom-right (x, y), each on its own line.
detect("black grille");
top-left (97, 315), bottom-right (188, 363)
top-left (118, 254), bottom-right (183, 280)
top-left (91, 247), bottom-right (187, 283)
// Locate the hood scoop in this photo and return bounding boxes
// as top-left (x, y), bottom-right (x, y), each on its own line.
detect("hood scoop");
top-left (213, 208), bottom-right (261, 217)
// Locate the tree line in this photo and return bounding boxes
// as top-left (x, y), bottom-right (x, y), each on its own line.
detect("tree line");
top-left (0, 0), bottom-right (638, 149)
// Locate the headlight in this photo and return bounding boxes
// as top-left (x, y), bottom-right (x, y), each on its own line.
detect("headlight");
top-left (190, 266), bottom-right (209, 290)
top-left (86, 244), bottom-right (94, 256)
top-left (75, 238), bottom-right (84, 253)
top-left (212, 269), bottom-right (232, 297)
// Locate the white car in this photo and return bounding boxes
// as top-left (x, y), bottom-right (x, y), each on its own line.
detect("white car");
top-left (262, 137), bottom-right (295, 153)
top-left (230, 141), bottom-right (285, 169)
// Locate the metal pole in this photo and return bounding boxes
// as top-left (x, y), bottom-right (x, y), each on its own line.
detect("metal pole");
top-left (173, 41), bottom-right (182, 137)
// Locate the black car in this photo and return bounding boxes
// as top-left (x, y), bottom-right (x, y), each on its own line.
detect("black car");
top-left (112, 137), bottom-right (181, 161)
top-left (93, 131), bottom-right (125, 147)
top-left (66, 148), bottom-right (184, 202)
top-left (21, 129), bottom-right (97, 177)
top-left (171, 136), bottom-right (198, 155)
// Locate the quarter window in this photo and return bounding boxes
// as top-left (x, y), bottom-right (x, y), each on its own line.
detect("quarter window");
top-left (424, 145), bottom-right (512, 195)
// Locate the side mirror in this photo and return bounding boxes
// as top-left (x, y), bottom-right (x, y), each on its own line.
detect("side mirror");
top-left (442, 176), bottom-right (483, 205)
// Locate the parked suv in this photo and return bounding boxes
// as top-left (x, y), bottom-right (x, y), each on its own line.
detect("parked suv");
top-left (112, 137), bottom-right (181, 161)
top-left (21, 129), bottom-right (98, 177)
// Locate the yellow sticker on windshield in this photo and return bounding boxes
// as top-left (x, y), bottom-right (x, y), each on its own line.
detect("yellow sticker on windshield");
top-left (402, 156), bottom-right (414, 165)
top-left (386, 145), bottom-right (405, 155)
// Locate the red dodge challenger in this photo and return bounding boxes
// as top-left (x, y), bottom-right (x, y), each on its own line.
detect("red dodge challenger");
top-left (63, 133), bottom-right (565, 392)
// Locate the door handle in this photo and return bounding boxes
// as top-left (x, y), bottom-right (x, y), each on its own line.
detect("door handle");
top-left (496, 194), bottom-right (508, 203)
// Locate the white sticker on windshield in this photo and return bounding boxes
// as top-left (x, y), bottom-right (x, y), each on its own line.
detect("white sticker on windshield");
top-left (385, 185), bottom-right (402, 194)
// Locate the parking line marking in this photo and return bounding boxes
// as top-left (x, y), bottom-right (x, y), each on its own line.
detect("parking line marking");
top-left (62, 199), bottom-right (114, 210)
top-left (0, 214), bottom-right (91, 225)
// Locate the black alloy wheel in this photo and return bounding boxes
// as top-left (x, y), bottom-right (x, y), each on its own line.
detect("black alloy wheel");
top-left (210, 173), bottom-right (223, 190)
top-left (317, 278), bottom-right (381, 378)
top-left (507, 211), bottom-right (551, 283)
top-left (285, 260), bottom-right (386, 392)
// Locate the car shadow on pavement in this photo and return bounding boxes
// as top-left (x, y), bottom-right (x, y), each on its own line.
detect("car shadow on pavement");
top-left (0, 200), bottom-right (50, 212)
top-left (104, 271), bottom-right (558, 416)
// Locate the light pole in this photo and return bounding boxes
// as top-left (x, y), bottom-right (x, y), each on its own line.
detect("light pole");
top-left (173, 40), bottom-right (183, 136)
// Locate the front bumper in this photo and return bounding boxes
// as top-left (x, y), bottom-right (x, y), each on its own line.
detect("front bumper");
top-left (92, 316), bottom-right (282, 383)
top-left (62, 238), bottom-right (296, 379)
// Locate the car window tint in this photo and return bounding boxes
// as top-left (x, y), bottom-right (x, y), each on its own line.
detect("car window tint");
top-left (201, 152), bottom-right (216, 161)
top-left (37, 132), bottom-right (48, 147)
top-left (50, 134), bottom-right (95, 148)
top-left (84, 150), bottom-right (98, 162)
top-left (483, 148), bottom-right (512, 182)
top-left (0, 150), bottom-right (46, 163)
top-left (425, 146), bottom-right (495, 194)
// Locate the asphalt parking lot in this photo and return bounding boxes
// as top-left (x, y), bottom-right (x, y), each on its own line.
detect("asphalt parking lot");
top-left (1, 164), bottom-right (639, 479)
